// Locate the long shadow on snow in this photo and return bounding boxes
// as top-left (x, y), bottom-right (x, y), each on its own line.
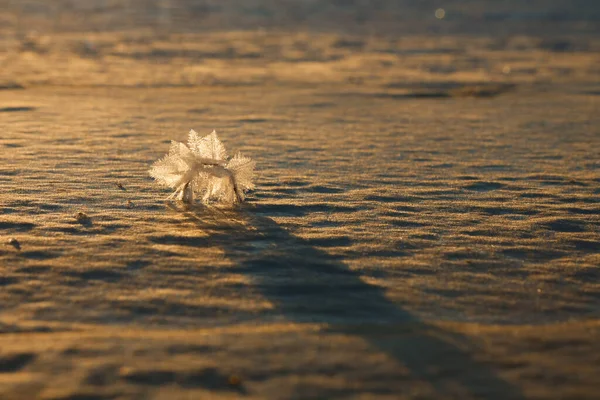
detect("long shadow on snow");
top-left (171, 202), bottom-right (523, 399)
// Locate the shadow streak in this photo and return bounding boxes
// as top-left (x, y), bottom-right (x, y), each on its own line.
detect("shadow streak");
top-left (170, 203), bottom-right (523, 399)
top-left (0, 107), bottom-right (36, 112)
top-left (332, 83), bottom-right (516, 100)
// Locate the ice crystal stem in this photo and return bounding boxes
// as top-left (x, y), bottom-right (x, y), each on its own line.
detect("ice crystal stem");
top-left (177, 182), bottom-right (194, 203)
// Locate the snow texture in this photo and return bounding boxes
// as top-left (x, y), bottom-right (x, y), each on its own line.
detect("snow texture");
top-left (149, 130), bottom-right (255, 204)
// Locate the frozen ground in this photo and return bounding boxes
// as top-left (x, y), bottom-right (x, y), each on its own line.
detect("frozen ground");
top-left (0, 1), bottom-right (599, 399)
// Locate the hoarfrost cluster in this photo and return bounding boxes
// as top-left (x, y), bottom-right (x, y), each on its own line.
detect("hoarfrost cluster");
top-left (149, 130), bottom-right (255, 204)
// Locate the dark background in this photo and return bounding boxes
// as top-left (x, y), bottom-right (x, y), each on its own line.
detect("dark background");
top-left (1, 0), bottom-right (599, 36)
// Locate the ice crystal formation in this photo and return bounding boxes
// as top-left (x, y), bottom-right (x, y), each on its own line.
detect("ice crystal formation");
top-left (149, 130), bottom-right (255, 204)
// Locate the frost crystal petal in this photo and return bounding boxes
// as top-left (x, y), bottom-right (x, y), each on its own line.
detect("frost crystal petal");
top-left (187, 129), bottom-right (202, 155)
top-left (191, 130), bottom-right (228, 161)
top-left (227, 152), bottom-right (256, 191)
top-left (150, 142), bottom-right (193, 188)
